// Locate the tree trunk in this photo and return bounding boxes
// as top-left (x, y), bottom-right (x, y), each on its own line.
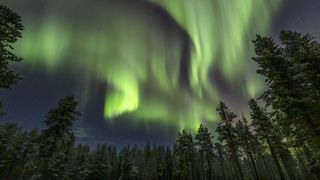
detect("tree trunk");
top-left (266, 138), bottom-right (286, 180)
top-left (294, 148), bottom-right (312, 179)
top-left (246, 148), bottom-right (260, 180)
top-left (190, 163), bottom-right (195, 180)
top-left (301, 130), bottom-right (320, 180)
top-left (233, 153), bottom-right (244, 180)
top-left (200, 154), bottom-right (205, 180)
top-left (218, 152), bottom-right (226, 180)
top-left (206, 153), bottom-right (213, 180)
top-left (18, 164), bottom-right (26, 180)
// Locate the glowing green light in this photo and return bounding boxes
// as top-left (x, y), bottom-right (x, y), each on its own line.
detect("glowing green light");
top-left (5, 0), bottom-right (282, 131)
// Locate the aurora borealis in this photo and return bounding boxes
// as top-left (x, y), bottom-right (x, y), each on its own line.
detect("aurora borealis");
top-left (2, 0), bottom-right (319, 146)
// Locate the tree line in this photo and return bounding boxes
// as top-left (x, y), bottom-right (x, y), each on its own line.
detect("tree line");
top-left (1, 4), bottom-right (320, 180)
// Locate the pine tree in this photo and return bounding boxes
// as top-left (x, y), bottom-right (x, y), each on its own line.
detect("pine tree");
top-left (174, 130), bottom-right (196, 179)
top-left (141, 142), bottom-right (156, 179)
top-left (248, 99), bottom-right (286, 180)
top-left (0, 4), bottom-right (23, 89)
top-left (0, 4), bottom-right (23, 115)
top-left (70, 144), bottom-right (91, 179)
top-left (0, 6), bottom-right (25, 178)
top-left (0, 123), bottom-right (24, 179)
top-left (18, 129), bottom-right (41, 179)
top-left (118, 146), bottom-right (138, 180)
top-left (214, 142), bottom-right (226, 180)
top-left (89, 143), bottom-right (112, 179)
top-left (109, 145), bottom-right (119, 179)
top-left (280, 31), bottom-right (320, 102)
top-left (164, 146), bottom-right (173, 180)
top-left (271, 111), bottom-right (302, 179)
top-left (195, 124), bottom-right (215, 180)
top-left (39, 96), bottom-right (80, 179)
top-left (235, 115), bottom-right (261, 180)
top-left (216, 101), bottom-right (244, 180)
top-left (252, 31), bottom-right (320, 177)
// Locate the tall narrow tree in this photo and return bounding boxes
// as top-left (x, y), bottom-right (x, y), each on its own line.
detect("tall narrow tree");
top-left (195, 124), bottom-right (215, 180)
top-left (248, 99), bottom-right (286, 180)
top-left (39, 96), bottom-right (80, 178)
top-left (216, 101), bottom-right (244, 180)
top-left (215, 142), bottom-right (226, 180)
top-left (235, 115), bottom-right (261, 180)
top-left (252, 32), bottom-right (320, 177)
top-left (175, 130), bottom-right (196, 180)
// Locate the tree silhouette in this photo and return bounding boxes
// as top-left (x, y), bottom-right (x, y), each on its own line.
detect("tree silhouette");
top-left (39, 96), bottom-right (80, 178)
top-left (174, 130), bottom-right (196, 180)
top-left (216, 101), bottom-right (244, 180)
top-left (235, 115), bottom-right (261, 180)
top-left (253, 31), bottom-right (320, 178)
top-left (0, 4), bottom-right (24, 116)
top-left (195, 124), bottom-right (215, 180)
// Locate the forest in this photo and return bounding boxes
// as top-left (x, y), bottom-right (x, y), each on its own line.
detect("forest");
top-left (1, 4), bottom-right (320, 180)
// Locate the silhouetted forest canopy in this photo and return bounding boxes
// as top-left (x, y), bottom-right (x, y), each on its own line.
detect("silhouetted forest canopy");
top-left (1, 4), bottom-right (320, 180)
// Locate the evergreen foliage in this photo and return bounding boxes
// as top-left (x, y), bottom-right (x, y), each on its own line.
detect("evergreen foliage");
top-left (0, 4), bottom-right (23, 116)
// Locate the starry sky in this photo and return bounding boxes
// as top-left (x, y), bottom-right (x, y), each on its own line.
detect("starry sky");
top-left (1, 0), bottom-right (320, 147)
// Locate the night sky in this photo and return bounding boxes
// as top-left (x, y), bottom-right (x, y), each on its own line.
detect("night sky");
top-left (1, 0), bottom-right (320, 148)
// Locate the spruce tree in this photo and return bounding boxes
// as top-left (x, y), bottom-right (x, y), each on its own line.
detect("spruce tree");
top-left (89, 144), bottom-right (112, 179)
top-left (252, 31), bottom-right (320, 176)
top-left (174, 130), bottom-right (196, 180)
top-left (18, 129), bottom-right (41, 179)
top-left (165, 146), bottom-right (173, 180)
top-left (70, 144), bottom-right (91, 179)
top-left (39, 96), bottom-right (80, 179)
top-left (0, 4), bottom-right (23, 89)
top-left (0, 4), bottom-right (23, 115)
top-left (118, 146), bottom-right (138, 180)
top-left (214, 142), bottom-right (226, 180)
top-left (0, 123), bottom-right (24, 179)
top-left (248, 99), bottom-right (286, 180)
top-left (235, 115), bottom-right (261, 180)
top-left (195, 124), bottom-right (215, 180)
top-left (216, 101), bottom-right (244, 180)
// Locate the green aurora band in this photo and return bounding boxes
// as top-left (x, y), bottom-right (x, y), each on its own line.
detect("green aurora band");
top-left (4, 0), bottom-right (282, 131)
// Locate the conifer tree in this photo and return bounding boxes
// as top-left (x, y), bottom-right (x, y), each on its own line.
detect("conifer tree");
top-left (70, 144), bottom-right (91, 179)
top-left (118, 146), bottom-right (138, 180)
top-left (0, 123), bottom-right (24, 179)
top-left (248, 99), bottom-right (286, 180)
top-left (89, 144), bottom-right (112, 179)
top-left (235, 115), bottom-right (260, 180)
top-left (252, 32), bottom-right (320, 177)
top-left (0, 4), bottom-right (23, 89)
top-left (175, 130), bottom-right (196, 179)
top-left (195, 124), bottom-right (215, 180)
top-left (214, 142), bottom-right (226, 180)
top-left (165, 146), bottom-right (173, 180)
top-left (39, 96), bottom-right (80, 179)
top-left (18, 129), bottom-right (41, 179)
top-left (216, 101), bottom-right (244, 180)
top-left (0, 4), bottom-right (23, 115)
